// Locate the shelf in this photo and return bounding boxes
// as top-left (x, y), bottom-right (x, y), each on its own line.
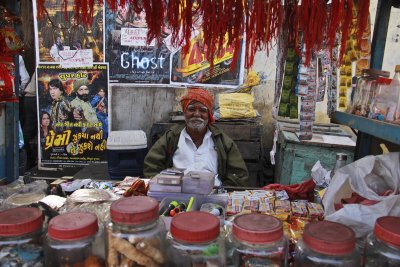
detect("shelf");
top-left (334, 111), bottom-right (400, 145)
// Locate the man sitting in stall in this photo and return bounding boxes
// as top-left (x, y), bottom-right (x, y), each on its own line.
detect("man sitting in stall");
top-left (144, 88), bottom-right (249, 187)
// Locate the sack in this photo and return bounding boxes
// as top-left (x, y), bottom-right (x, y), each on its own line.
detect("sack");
top-left (323, 152), bottom-right (400, 238)
top-left (0, 63), bottom-right (14, 100)
top-left (219, 93), bottom-right (257, 119)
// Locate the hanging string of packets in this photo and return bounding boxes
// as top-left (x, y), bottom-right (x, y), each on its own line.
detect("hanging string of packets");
top-left (279, 47), bottom-right (299, 119)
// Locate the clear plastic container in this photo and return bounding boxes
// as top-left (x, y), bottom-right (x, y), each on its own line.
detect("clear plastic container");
top-left (44, 211), bottom-right (104, 267)
top-left (107, 196), bottom-right (167, 267)
top-left (350, 69), bottom-right (390, 116)
top-left (364, 216), bottom-right (400, 266)
top-left (227, 213), bottom-right (288, 267)
top-left (167, 211), bottom-right (225, 266)
top-left (294, 221), bottom-right (361, 266)
top-left (369, 77), bottom-right (392, 120)
top-left (392, 65), bottom-right (400, 123)
top-left (0, 207), bottom-right (44, 266)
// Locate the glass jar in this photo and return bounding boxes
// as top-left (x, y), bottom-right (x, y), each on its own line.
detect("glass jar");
top-left (227, 213), bottom-right (288, 267)
top-left (167, 211), bottom-right (225, 266)
top-left (0, 207), bottom-right (44, 266)
top-left (44, 211), bottom-right (104, 267)
top-left (294, 221), bottom-right (361, 266)
top-left (350, 69), bottom-right (390, 116)
top-left (364, 216), bottom-right (400, 266)
top-left (108, 196), bottom-right (167, 267)
top-left (369, 77), bottom-right (392, 120)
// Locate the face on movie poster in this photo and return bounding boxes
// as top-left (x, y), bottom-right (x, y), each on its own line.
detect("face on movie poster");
top-left (34, 0), bottom-right (104, 63)
top-left (105, 2), bottom-right (171, 84)
top-left (36, 64), bottom-right (109, 168)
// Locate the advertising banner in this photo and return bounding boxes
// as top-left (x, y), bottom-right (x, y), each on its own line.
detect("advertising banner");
top-left (105, 3), bottom-right (171, 84)
top-left (36, 64), bottom-right (109, 168)
top-left (33, 0), bottom-right (104, 63)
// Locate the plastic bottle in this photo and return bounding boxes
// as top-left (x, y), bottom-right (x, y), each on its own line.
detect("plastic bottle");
top-left (44, 211), bottom-right (104, 267)
top-left (330, 153), bottom-right (348, 179)
top-left (167, 211), bottom-right (225, 266)
top-left (294, 221), bottom-right (361, 266)
top-left (107, 196), bottom-right (167, 267)
top-left (0, 207), bottom-right (44, 266)
top-left (386, 65), bottom-right (400, 121)
top-left (226, 213), bottom-right (288, 266)
top-left (364, 216), bottom-right (400, 266)
top-left (392, 65), bottom-right (400, 123)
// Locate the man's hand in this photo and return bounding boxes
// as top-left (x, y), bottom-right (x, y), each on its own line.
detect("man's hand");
top-left (73, 108), bottom-right (83, 121)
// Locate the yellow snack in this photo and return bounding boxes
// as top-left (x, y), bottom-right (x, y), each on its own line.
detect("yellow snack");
top-left (136, 241), bottom-right (165, 264)
top-left (113, 237), bottom-right (159, 267)
top-left (107, 228), bottom-right (119, 267)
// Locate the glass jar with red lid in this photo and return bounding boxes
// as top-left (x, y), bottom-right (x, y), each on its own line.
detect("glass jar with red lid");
top-left (44, 211), bottom-right (104, 267)
top-left (167, 211), bottom-right (225, 266)
top-left (107, 196), bottom-right (167, 267)
top-left (364, 216), bottom-right (400, 266)
top-left (294, 220), bottom-right (361, 266)
top-left (0, 207), bottom-right (44, 266)
top-left (226, 213), bottom-right (288, 267)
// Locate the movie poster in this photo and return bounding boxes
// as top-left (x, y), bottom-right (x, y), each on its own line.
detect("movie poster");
top-left (105, 2), bottom-right (171, 84)
top-left (33, 0), bottom-right (104, 63)
top-left (36, 64), bottom-right (109, 168)
top-left (170, 31), bottom-right (245, 88)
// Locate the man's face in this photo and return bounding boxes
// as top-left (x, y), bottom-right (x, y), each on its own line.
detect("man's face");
top-left (77, 85), bottom-right (89, 101)
top-left (98, 89), bottom-right (105, 98)
top-left (49, 85), bottom-right (63, 100)
top-left (184, 100), bottom-right (209, 132)
top-left (71, 18), bottom-right (77, 26)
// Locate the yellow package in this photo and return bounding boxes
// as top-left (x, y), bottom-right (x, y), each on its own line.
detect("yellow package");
top-left (219, 93), bottom-right (257, 119)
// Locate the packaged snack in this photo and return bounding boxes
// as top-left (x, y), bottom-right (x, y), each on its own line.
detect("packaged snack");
top-left (307, 202), bottom-right (324, 220)
top-left (291, 201), bottom-right (308, 217)
top-left (258, 197), bottom-right (275, 214)
top-left (275, 200), bottom-right (291, 214)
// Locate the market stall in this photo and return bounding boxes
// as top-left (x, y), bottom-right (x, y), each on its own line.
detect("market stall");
top-left (0, 0), bottom-right (400, 266)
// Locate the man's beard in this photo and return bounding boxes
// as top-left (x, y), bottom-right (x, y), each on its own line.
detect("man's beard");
top-left (78, 94), bottom-right (89, 102)
top-left (186, 117), bottom-right (208, 132)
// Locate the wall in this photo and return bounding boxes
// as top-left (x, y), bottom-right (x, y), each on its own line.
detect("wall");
top-left (110, 2), bottom-right (400, 151)
top-left (0, 104), bottom-right (5, 178)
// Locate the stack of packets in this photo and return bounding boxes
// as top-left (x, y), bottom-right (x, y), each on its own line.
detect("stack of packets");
top-left (226, 190), bottom-right (324, 244)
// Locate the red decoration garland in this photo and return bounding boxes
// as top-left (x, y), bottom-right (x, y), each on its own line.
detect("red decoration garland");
top-left (36, 0), bottom-right (370, 69)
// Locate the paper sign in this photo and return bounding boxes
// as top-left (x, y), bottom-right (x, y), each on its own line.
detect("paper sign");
top-left (60, 49), bottom-right (94, 68)
top-left (121, 27), bottom-right (155, 46)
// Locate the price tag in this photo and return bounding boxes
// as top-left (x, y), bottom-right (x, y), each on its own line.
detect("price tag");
top-left (121, 27), bottom-right (155, 46)
top-left (60, 49), bottom-right (94, 68)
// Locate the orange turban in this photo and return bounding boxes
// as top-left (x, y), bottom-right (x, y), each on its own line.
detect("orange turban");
top-left (181, 88), bottom-right (215, 124)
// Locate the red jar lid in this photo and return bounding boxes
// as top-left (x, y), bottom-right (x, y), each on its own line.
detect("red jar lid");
top-left (110, 196), bottom-right (159, 225)
top-left (233, 214), bottom-right (283, 244)
top-left (170, 211), bottom-right (220, 244)
top-left (0, 207), bottom-right (43, 237)
top-left (303, 221), bottom-right (356, 255)
top-left (374, 216), bottom-right (400, 248)
top-left (48, 212), bottom-right (98, 241)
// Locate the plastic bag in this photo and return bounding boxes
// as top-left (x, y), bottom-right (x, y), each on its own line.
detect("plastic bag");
top-left (323, 152), bottom-right (400, 238)
top-left (218, 93), bottom-right (257, 119)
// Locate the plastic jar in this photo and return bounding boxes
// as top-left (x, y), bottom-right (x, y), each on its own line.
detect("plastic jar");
top-left (227, 213), bottom-right (288, 267)
top-left (44, 211), bottom-right (104, 267)
top-left (294, 221), bottom-right (361, 266)
top-left (108, 196), bottom-right (167, 267)
top-left (0, 207), bottom-right (44, 266)
top-left (168, 211), bottom-right (225, 266)
top-left (364, 216), bottom-right (400, 266)
top-left (350, 69), bottom-right (390, 116)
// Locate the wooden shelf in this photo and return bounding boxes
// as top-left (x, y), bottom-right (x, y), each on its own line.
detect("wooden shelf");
top-left (334, 112), bottom-right (400, 145)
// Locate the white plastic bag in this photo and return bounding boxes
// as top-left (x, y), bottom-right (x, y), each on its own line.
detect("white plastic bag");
top-left (323, 152), bottom-right (400, 238)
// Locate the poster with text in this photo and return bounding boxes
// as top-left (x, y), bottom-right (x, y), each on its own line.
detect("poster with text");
top-left (105, 2), bottom-right (171, 84)
top-left (37, 64), bottom-right (109, 168)
top-left (170, 31), bottom-right (245, 88)
top-left (33, 0), bottom-right (104, 63)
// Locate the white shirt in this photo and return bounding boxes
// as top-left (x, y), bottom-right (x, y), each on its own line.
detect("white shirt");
top-left (18, 56), bottom-right (30, 92)
top-left (173, 128), bottom-right (218, 175)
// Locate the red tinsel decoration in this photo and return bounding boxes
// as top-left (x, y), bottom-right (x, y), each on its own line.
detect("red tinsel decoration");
top-left (35, 0), bottom-right (371, 70)
top-left (356, 0), bottom-right (370, 48)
